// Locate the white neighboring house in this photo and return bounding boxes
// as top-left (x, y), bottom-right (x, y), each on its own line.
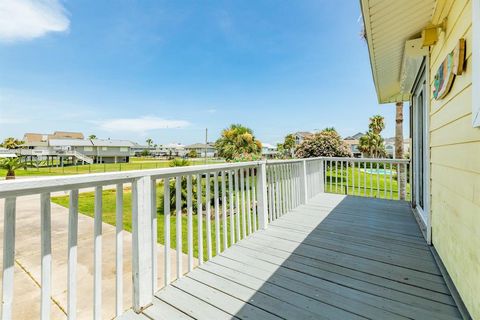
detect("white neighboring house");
top-left (162, 143), bottom-right (187, 157)
top-left (185, 143), bottom-right (217, 158)
top-left (293, 132), bottom-right (313, 145)
top-left (0, 148), bottom-right (17, 158)
top-left (20, 132), bottom-right (135, 164)
top-left (384, 137), bottom-right (411, 158)
top-left (261, 143), bottom-right (278, 158)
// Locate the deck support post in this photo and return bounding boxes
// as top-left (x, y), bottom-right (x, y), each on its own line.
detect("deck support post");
top-left (257, 161), bottom-right (269, 229)
top-left (301, 160), bottom-right (308, 204)
top-left (132, 176), bottom-right (153, 313)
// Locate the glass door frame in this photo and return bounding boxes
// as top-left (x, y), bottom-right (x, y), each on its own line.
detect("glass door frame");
top-left (411, 59), bottom-right (431, 244)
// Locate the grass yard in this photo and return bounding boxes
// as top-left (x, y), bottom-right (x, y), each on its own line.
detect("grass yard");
top-left (325, 165), bottom-right (411, 200)
top-left (51, 183), bottom-right (246, 259)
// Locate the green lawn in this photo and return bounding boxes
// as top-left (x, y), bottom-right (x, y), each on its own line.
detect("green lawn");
top-left (1, 158), bottom-right (224, 177)
top-left (325, 166), bottom-right (411, 200)
top-left (51, 183), bottom-right (247, 259)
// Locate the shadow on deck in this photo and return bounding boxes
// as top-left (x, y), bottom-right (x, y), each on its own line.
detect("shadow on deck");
top-left (121, 193), bottom-right (462, 320)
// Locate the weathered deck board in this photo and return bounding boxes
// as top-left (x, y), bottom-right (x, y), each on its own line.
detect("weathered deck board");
top-left (123, 194), bottom-right (462, 320)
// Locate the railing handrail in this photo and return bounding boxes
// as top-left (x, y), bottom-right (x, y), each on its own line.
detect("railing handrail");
top-left (321, 156), bottom-right (410, 164)
top-left (0, 161), bottom-right (264, 198)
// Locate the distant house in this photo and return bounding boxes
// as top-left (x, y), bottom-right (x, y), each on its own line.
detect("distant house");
top-left (162, 143), bottom-right (187, 157)
top-left (20, 132), bottom-right (134, 164)
top-left (293, 132), bottom-right (313, 145)
top-left (343, 132), bottom-right (364, 158)
top-left (384, 137), bottom-right (411, 158)
top-left (0, 147), bottom-right (17, 158)
top-left (261, 143), bottom-right (278, 158)
top-left (185, 143), bottom-right (216, 157)
top-left (23, 131), bottom-right (84, 148)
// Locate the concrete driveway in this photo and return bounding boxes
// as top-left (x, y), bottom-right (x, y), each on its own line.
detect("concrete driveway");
top-left (0, 193), bottom-right (190, 319)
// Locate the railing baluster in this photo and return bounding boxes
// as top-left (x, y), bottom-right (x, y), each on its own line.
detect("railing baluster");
top-left (251, 168), bottom-right (257, 231)
top-left (234, 170), bottom-right (241, 240)
top-left (268, 167), bottom-right (274, 221)
top-left (114, 184), bottom-right (123, 316)
top-left (94, 186), bottom-right (102, 319)
top-left (187, 175), bottom-right (193, 272)
top-left (376, 162), bottom-right (380, 197)
top-left (240, 168), bottom-right (247, 238)
top-left (363, 162), bottom-right (367, 196)
top-left (205, 173), bottom-right (212, 260)
top-left (213, 172), bottom-right (220, 255)
top-left (246, 168), bottom-right (252, 235)
top-left (340, 161), bottom-right (343, 194)
top-left (164, 178), bottom-right (171, 284)
top-left (2, 197), bottom-right (16, 320)
top-left (352, 161), bottom-right (355, 195)
top-left (221, 171), bottom-right (228, 249)
top-left (384, 163), bottom-right (387, 199)
top-left (68, 190), bottom-right (79, 320)
top-left (397, 164), bottom-right (401, 200)
top-left (275, 165), bottom-right (280, 218)
top-left (228, 171), bottom-right (235, 246)
top-left (370, 162), bottom-right (373, 197)
top-left (41, 192), bottom-right (52, 320)
top-left (280, 164), bottom-right (287, 215)
top-left (390, 163), bottom-right (393, 199)
top-left (196, 174), bottom-right (203, 265)
top-left (286, 165), bottom-right (291, 211)
top-left (175, 176), bottom-right (183, 277)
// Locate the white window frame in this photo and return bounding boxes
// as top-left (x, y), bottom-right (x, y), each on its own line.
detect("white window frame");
top-left (119, 147), bottom-right (129, 152)
top-left (102, 147), bottom-right (108, 151)
top-left (474, 0), bottom-right (480, 127)
top-left (84, 146), bottom-right (93, 152)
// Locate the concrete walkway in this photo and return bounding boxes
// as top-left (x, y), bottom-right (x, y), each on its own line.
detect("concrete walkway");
top-left (0, 193), bottom-right (189, 319)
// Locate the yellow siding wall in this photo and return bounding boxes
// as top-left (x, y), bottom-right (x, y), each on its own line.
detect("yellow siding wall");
top-left (429, 0), bottom-right (480, 317)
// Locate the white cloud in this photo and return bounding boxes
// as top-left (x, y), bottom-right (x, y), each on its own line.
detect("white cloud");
top-left (206, 108), bottom-right (217, 114)
top-left (96, 116), bottom-right (190, 133)
top-left (0, 0), bottom-right (69, 42)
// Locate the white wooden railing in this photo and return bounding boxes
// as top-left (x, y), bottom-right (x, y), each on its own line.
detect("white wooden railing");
top-left (322, 157), bottom-right (410, 200)
top-left (0, 156), bottom-right (408, 319)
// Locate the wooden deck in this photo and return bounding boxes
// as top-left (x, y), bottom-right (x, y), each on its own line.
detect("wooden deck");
top-left (121, 193), bottom-right (462, 320)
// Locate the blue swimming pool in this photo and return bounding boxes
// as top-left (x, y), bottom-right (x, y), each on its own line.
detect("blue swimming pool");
top-left (361, 168), bottom-right (394, 175)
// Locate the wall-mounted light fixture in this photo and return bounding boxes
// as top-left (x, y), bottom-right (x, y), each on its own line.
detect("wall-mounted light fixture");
top-left (421, 18), bottom-right (447, 47)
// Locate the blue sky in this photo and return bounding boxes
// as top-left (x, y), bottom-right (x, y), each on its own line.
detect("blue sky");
top-left (0, 0), bottom-right (408, 146)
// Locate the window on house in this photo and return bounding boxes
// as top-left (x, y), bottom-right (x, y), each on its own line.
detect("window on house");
top-left (120, 147), bottom-right (128, 152)
top-left (102, 147), bottom-right (108, 151)
top-left (84, 147), bottom-right (93, 151)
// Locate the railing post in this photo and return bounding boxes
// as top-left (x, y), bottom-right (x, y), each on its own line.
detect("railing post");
top-left (319, 159), bottom-right (325, 193)
top-left (301, 160), bottom-right (308, 204)
top-left (132, 176), bottom-right (153, 313)
top-left (257, 161), bottom-right (268, 229)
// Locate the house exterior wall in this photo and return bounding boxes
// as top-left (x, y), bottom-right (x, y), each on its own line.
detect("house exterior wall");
top-left (429, 0), bottom-right (480, 317)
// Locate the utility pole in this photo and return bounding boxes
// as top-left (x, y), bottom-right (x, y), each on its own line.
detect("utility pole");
top-left (204, 128), bottom-right (208, 164)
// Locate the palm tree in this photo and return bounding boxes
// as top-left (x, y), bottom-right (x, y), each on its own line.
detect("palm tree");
top-left (358, 115), bottom-right (387, 158)
top-left (1, 137), bottom-right (23, 149)
top-left (368, 115), bottom-right (385, 135)
top-left (0, 157), bottom-right (27, 179)
top-left (88, 134), bottom-right (97, 140)
top-left (146, 138), bottom-right (154, 147)
top-left (322, 127), bottom-right (337, 133)
top-left (215, 124), bottom-right (262, 161)
top-left (395, 102), bottom-right (406, 200)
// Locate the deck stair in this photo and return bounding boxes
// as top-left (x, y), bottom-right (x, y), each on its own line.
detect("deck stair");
top-left (65, 150), bottom-right (94, 164)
